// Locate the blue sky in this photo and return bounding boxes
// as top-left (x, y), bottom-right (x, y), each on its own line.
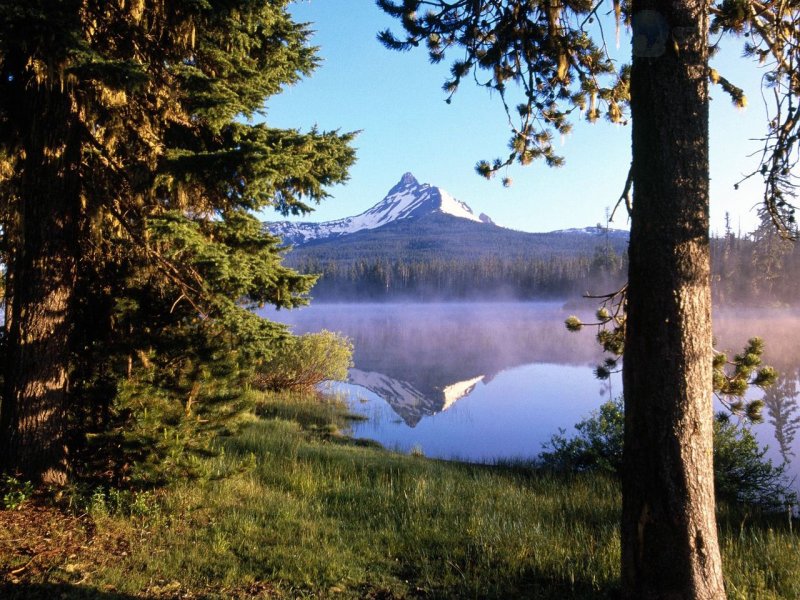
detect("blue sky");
top-left (264, 0), bottom-right (771, 234)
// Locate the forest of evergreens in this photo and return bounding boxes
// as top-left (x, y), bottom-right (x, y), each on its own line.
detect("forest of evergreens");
top-left (711, 215), bottom-right (800, 306)
top-left (291, 215), bottom-right (800, 305)
top-left (295, 248), bottom-right (625, 300)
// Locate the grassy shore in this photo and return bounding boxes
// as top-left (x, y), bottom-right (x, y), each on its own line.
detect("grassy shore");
top-left (1, 387), bottom-right (799, 599)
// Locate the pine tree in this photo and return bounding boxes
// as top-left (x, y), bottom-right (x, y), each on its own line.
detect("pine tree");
top-left (749, 209), bottom-right (795, 301)
top-left (0, 2), bottom-right (355, 484)
top-left (378, 1), bottom-right (799, 597)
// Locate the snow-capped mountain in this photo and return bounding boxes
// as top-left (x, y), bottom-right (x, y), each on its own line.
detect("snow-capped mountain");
top-left (268, 172), bottom-right (493, 246)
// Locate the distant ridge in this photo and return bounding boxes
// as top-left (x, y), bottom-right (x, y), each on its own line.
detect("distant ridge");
top-left (551, 225), bottom-right (628, 237)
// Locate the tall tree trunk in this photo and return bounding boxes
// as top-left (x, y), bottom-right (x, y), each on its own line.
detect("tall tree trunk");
top-left (0, 88), bottom-right (80, 486)
top-left (622, 2), bottom-right (725, 598)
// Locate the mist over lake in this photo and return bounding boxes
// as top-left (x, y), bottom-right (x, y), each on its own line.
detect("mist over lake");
top-left (265, 302), bottom-right (800, 484)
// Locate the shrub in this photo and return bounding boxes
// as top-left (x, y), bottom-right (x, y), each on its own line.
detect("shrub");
top-left (713, 412), bottom-right (796, 509)
top-left (1, 475), bottom-right (34, 510)
top-left (540, 397), bottom-right (797, 510)
top-left (539, 398), bottom-right (623, 475)
top-left (252, 330), bottom-right (353, 392)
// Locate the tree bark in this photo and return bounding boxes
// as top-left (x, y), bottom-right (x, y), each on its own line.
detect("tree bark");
top-left (622, 1), bottom-right (725, 598)
top-left (0, 87), bottom-right (80, 486)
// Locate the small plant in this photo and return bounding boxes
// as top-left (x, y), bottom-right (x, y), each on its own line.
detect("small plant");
top-left (64, 484), bottom-right (161, 519)
top-left (410, 444), bottom-right (425, 458)
top-left (1, 475), bottom-right (34, 510)
top-left (89, 487), bottom-right (109, 516)
top-left (540, 397), bottom-right (797, 510)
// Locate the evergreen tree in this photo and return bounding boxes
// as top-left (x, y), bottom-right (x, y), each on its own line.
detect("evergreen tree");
top-left (711, 212), bottom-right (736, 304)
top-left (0, 2), bottom-right (355, 484)
top-left (378, 1), bottom-right (799, 597)
top-left (749, 209), bottom-right (795, 301)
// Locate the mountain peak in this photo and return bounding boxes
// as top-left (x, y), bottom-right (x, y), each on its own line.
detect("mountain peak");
top-left (266, 174), bottom-right (491, 246)
top-left (399, 172), bottom-right (418, 186)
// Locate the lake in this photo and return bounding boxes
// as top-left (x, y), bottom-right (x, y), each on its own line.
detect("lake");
top-left (265, 302), bottom-right (800, 482)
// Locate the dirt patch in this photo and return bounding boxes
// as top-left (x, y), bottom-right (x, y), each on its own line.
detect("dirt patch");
top-left (0, 501), bottom-right (129, 587)
top-left (0, 501), bottom-right (284, 598)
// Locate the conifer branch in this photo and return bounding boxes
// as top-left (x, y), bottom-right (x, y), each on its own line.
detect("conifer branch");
top-left (80, 121), bottom-right (211, 316)
top-left (714, 0), bottom-right (800, 240)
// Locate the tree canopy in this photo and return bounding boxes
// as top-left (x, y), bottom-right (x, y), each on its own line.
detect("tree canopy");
top-left (377, 0), bottom-right (799, 229)
top-left (0, 1), bottom-right (355, 482)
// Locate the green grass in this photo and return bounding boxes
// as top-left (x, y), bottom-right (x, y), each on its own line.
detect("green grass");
top-left (12, 387), bottom-right (800, 598)
top-left (106, 421), bottom-right (622, 598)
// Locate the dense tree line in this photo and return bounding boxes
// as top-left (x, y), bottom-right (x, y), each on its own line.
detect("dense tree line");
top-left (712, 214), bottom-right (800, 306)
top-left (296, 225), bottom-right (800, 305)
top-left (298, 245), bottom-right (624, 300)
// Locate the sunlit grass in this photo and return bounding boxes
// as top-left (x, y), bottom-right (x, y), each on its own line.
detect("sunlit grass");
top-left (79, 389), bottom-right (800, 598)
top-left (720, 519), bottom-right (800, 599)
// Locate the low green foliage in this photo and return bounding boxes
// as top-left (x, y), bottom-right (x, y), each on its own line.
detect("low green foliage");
top-left (714, 412), bottom-right (796, 509)
top-left (89, 391), bottom-right (627, 599)
top-left (12, 387), bottom-right (797, 598)
top-left (252, 330), bottom-right (353, 392)
top-left (540, 397), bottom-right (797, 510)
top-left (0, 475), bottom-right (34, 511)
top-left (254, 389), bottom-right (364, 432)
top-left (63, 486), bottom-right (161, 519)
top-left (539, 398), bottom-right (624, 475)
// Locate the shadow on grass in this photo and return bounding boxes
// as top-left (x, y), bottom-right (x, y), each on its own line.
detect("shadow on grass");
top-left (0, 583), bottom-right (146, 599)
top-left (509, 575), bottom-right (621, 600)
top-left (1, 579), bottom-right (621, 600)
top-left (399, 574), bottom-right (621, 600)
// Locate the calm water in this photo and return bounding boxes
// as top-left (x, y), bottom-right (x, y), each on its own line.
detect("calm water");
top-left (266, 302), bottom-right (800, 481)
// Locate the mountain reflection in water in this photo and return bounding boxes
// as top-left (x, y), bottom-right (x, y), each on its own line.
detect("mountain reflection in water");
top-left (266, 303), bottom-right (800, 478)
top-left (270, 302), bottom-right (609, 427)
top-left (347, 369), bottom-right (485, 427)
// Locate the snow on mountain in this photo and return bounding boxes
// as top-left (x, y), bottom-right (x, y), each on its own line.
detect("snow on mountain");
top-left (268, 172), bottom-right (489, 246)
top-left (550, 225), bottom-right (629, 238)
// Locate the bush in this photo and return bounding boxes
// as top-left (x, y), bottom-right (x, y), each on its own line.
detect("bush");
top-left (1, 475), bottom-right (34, 510)
top-left (538, 398), bottom-right (623, 475)
top-left (252, 330), bottom-right (353, 392)
top-left (713, 412), bottom-right (796, 509)
top-left (539, 397), bottom-right (797, 510)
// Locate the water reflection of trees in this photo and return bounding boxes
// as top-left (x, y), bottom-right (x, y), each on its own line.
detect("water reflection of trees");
top-left (275, 305), bottom-right (800, 459)
top-left (761, 367), bottom-right (800, 464)
top-left (713, 312), bottom-right (800, 468)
